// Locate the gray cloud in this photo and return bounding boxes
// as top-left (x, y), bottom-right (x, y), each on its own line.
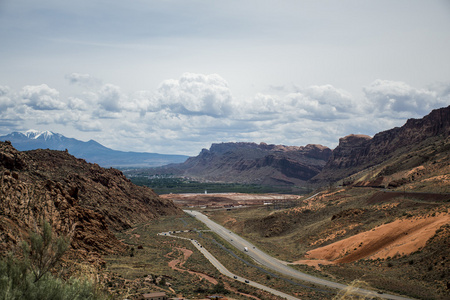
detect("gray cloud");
top-left (66, 73), bottom-right (102, 88)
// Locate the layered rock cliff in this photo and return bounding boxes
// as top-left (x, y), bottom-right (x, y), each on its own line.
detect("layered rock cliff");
top-left (312, 105), bottom-right (450, 184)
top-left (0, 141), bottom-right (181, 259)
top-left (146, 142), bottom-right (332, 186)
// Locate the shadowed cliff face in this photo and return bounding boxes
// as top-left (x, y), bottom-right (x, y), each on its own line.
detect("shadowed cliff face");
top-left (0, 141), bottom-right (181, 259)
top-left (134, 142), bottom-right (332, 187)
top-left (177, 142), bottom-right (332, 186)
top-left (312, 105), bottom-right (450, 184)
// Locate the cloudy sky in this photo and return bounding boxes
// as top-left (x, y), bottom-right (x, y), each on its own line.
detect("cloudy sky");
top-left (1, 0), bottom-right (449, 155)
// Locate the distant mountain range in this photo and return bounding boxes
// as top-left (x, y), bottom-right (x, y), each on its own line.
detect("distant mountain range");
top-left (3, 105), bottom-right (449, 185)
top-left (128, 105), bottom-right (450, 190)
top-left (0, 130), bottom-right (189, 168)
top-left (130, 142), bottom-right (332, 187)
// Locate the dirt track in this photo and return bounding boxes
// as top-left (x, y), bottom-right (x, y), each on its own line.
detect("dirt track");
top-left (166, 247), bottom-right (218, 284)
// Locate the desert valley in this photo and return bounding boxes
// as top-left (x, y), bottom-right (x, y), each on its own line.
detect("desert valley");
top-left (0, 106), bottom-right (449, 300)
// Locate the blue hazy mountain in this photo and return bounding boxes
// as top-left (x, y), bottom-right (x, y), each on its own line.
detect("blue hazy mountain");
top-left (0, 130), bottom-right (189, 168)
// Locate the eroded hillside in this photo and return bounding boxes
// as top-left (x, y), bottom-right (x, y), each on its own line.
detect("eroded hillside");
top-left (128, 142), bottom-right (332, 187)
top-left (0, 141), bottom-right (181, 263)
top-left (312, 105), bottom-right (450, 185)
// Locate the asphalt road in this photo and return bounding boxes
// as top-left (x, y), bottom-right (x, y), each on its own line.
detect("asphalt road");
top-left (184, 210), bottom-right (413, 300)
top-left (158, 231), bottom-right (301, 300)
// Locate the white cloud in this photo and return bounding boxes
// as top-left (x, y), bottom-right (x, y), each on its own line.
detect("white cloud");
top-left (155, 73), bottom-right (234, 117)
top-left (363, 80), bottom-right (439, 117)
top-left (20, 84), bottom-right (65, 110)
top-left (0, 86), bottom-right (14, 110)
top-left (301, 85), bottom-right (357, 112)
top-left (97, 84), bottom-right (124, 112)
top-left (74, 118), bottom-right (102, 132)
top-left (1, 74), bottom-right (448, 155)
top-left (68, 97), bottom-right (89, 111)
top-left (124, 90), bottom-right (156, 117)
top-left (245, 93), bottom-right (281, 116)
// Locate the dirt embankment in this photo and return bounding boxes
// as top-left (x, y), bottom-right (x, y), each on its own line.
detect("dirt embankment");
top-left (294, 213), bottom-right (449, 267)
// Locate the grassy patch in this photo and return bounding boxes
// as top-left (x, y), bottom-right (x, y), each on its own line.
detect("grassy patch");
top-left (129, 176), bottom-right (301, 194)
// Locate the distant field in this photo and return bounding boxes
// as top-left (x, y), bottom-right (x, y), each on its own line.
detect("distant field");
top-left (129, 176), bottom-right (307, 194)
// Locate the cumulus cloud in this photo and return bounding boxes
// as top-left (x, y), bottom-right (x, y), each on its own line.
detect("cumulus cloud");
top-left (20, 84), bottom-right (65, 110)
top-left (363, 79), bottom-right (439, 116)
top-left (235, 84), bottom-right (358, 123)
top-left (247, 93), bottom-right (281, 115)
top-left (125, 90), bottom-right (156, 117)
top-left (74, 119), bottom-right (102, 132)
top-left (1, 73), bottom-right (449, 155)
top-left (155, 73), bottom-right (234, 117)
top-left (301, 85), bottom-right (357, 112)
top-left (67, 97), bottom-right (89, 111)
top-left (0, 86), bottom-right (14, 110)
top-left (0, 86), bottom-right (9, 96)
top-left (97, 84), bottom-right (124, 112)
top-left (428, 81), bottom-right (450, 105)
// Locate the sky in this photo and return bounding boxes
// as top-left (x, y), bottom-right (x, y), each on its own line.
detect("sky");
top-left (0, 0), bottom-right (449, 156)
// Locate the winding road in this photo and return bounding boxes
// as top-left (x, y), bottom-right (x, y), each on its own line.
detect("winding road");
top-left (183, 210), bottom-right (413, 300)
top-left (158, 230), bottom-right (301, 300)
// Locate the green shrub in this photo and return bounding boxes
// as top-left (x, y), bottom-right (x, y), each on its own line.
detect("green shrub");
top-left (0, 255), bottom-right (108, 300)
top-left (0, 220), bottom-right (110, 300)
top-left (21, 220), bottom-right (70, 283)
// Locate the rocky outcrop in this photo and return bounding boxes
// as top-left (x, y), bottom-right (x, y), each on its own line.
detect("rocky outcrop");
top-left (146, 142), bottom-right (332, 186)
top-left (0, 141), bottom-right (181, 259)
top-left (312, 105), bottom-right (450, 184)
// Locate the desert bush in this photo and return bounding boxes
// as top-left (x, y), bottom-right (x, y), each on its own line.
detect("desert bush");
top-left (21, 220), bottom-right (70, 283)
top-left (0, 254), bottom-right (108, 300)
top-left (0, 220), bottom-right (109, 300)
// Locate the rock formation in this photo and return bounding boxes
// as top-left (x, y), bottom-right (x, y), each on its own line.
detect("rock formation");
top-left (312, 105), bottom-right (450, 184)
top-left (143, 142), bottom-right (332, 186)
top-left (0, 141), bottom-right (181, 260)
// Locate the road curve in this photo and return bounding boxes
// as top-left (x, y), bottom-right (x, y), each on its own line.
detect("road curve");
top-left (184, 210), bottom-right (413, 300)
top-left (158, 231), bottom-right (301, 300)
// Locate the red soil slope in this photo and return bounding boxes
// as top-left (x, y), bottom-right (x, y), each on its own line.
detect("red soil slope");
top-left (294, 214), bottom-right (449, 267)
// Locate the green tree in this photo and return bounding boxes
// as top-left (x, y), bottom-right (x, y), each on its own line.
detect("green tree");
top-left (0, 221), bottom-right (109, 300)
top-left (21, 220), bottom-right (70, 283)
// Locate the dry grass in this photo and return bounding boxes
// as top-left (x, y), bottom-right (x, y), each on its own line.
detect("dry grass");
top-left (206, 186), bottom-right (450, 299)
top-left (333, 280), bottom-right (381, 300)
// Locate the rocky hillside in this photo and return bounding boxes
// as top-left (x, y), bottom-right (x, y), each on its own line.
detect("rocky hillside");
top-left (0, 141), bottom-right (181, 261)
top-left (311, 105), bottom-right (450, 185)
top-left (140, 142), bottom-right (332, 186)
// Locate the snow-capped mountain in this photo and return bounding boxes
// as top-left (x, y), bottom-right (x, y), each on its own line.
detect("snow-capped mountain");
top-left (24, 130), bottom-right (60, 140)
top-left (0, 130), bottom-right (188, 168)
